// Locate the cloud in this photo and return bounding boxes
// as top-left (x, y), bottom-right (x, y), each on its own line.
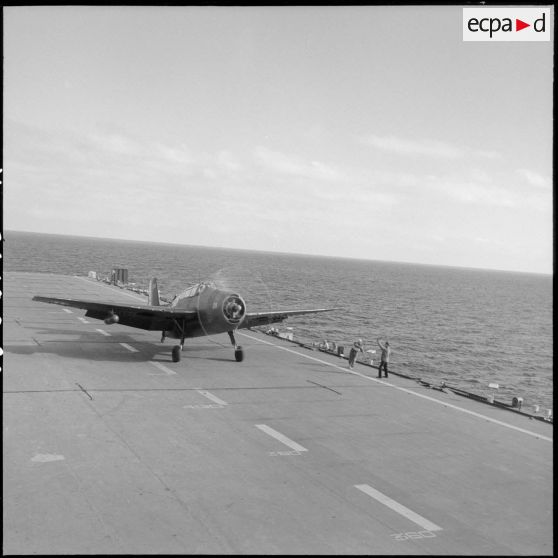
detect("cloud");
top-left (4, 122), bottom-right (545, 224)
top-left (6, 123), bottom-right (372, 239)
top-left (362, 134), bottom-right (464, 158)
top-left (4, 121), bottom-right (549, 275)
top-left (474, 236), bottom-right (505, 246)
top-left (516, 168), bottom-right (550, 190)
top-left (153, 142), bottom-right (195, 166)
top-left (361, 134), bottom-right (501, 160)
top-left (251, 146), bottom-right (407, 212)
top-left (89, 133), bottom-right (144, 157)
top-left (421, 169), bottom-right (551, 213)
top-left (253, 146), bottom-right (344, 182)
top-left (424, 175), bottom-right (519, 208)
top-left (475, 150), bottom-right (501, 160)
top-left (216, 150), bottom-right (242, 172)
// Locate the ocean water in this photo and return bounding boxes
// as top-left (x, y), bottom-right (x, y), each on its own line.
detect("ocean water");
top-left (3, 230), bottom-right (553, 411)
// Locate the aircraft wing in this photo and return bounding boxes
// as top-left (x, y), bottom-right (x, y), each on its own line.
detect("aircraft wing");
top-left (241, 308), bottom-right (337, 329)
top-left (32, 296), bottom-right (197, 331)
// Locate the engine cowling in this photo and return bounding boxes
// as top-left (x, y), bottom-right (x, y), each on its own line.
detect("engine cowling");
top-left (179, 286), bottom-right (248, 338)
top-left (222, 294), bottom-right (246, 325)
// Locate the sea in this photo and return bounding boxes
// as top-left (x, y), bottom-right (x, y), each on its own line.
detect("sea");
top-left (3, 230), bottom-right (553, 412)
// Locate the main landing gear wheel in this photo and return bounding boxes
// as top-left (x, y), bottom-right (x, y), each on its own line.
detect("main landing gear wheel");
top-left (169, 321), bottom-right (187, 363)
top-left (234, 346), bottom-right (244, 362)
top-left (228, 331), bottom-right (244, 362)
top-left (172, 345), bottom-right (181, 363)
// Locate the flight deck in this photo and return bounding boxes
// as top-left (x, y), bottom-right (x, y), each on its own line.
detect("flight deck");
top-left (3, 272), bottom-right (553, 555)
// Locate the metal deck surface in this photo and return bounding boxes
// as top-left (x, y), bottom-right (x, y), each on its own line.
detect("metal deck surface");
top-left (2, 272), bottom-right (553, 555)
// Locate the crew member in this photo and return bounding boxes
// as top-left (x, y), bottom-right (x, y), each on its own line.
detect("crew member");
top-left (348, 339), bottom-right (364, 369)
top-left (377, 338), bottom-right (391, 378)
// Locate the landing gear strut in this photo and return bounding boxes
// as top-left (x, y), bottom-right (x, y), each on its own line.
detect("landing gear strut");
top-left (228, 331), bottom-right (244, 362)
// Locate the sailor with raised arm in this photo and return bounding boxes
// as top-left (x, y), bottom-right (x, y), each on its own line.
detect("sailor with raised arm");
top-left (377, 337), bottom-right (391, 378)
top-left (348, 338), bottom-right (364, 369)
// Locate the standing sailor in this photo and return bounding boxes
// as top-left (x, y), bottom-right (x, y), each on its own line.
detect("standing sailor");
top-left (377, 338), bottom-right (391, 378)
top-left (348, 339), bottom-right (364, 369)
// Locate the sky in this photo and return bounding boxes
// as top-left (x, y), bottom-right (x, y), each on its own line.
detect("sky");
top-left (3, 5), bottom-right (554, 274)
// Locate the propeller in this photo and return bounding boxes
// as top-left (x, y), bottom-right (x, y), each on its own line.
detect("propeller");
top-left (196, 265), bottom-right (275, 347)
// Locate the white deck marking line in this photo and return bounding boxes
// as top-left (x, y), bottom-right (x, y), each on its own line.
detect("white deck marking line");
top-left (119, 343), bottom-right (139, 353)
top-left (255, 424), bottom-right (308, 452)
top-left (149, 361), bottom-right (177, 375)
top-left (31, 453), bottom-right (65, 463)
top-left (95, 329), bottom-right (111, 337)
top-left (77, 317), bottom-right (90, 324)
top-left (240, 332), bottom-right (553, 443)
top-left (355, 484), bottom-right (442, 532)
top-left (63, 308), bottom-right (73, 314)
top-left (197, 390), bottom-right (228, 406)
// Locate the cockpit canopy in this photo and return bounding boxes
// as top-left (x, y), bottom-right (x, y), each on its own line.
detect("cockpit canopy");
top-left (183, 281), bottom-right (216, 298)
top-left (171, 281), bottom-right (217, 305)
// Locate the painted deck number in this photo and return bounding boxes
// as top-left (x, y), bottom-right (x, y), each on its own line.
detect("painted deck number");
top-left (391, 531), bottom-right (437, 541)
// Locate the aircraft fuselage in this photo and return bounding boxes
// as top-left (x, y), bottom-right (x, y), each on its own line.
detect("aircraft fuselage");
top-left (165, 282), bottom-right (246, 339)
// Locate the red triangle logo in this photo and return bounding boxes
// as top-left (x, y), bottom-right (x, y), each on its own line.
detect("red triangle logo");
top-left (516, 19), bottom-right (530, 31)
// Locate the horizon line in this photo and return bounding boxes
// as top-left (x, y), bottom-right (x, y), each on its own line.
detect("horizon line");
top-left (3, 228), bottom-right (553, 277)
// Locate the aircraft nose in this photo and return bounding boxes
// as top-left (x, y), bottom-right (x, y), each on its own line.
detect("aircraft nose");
top-left (223, 294), bottom-right (246, 324)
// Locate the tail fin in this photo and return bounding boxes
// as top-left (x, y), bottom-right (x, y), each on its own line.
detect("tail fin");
top-left (148, 278), bottom-right (160, 306)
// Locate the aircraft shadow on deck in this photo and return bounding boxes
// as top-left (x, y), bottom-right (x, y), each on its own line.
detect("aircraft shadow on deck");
top-left (4, 327), bottom-right (235, 363)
